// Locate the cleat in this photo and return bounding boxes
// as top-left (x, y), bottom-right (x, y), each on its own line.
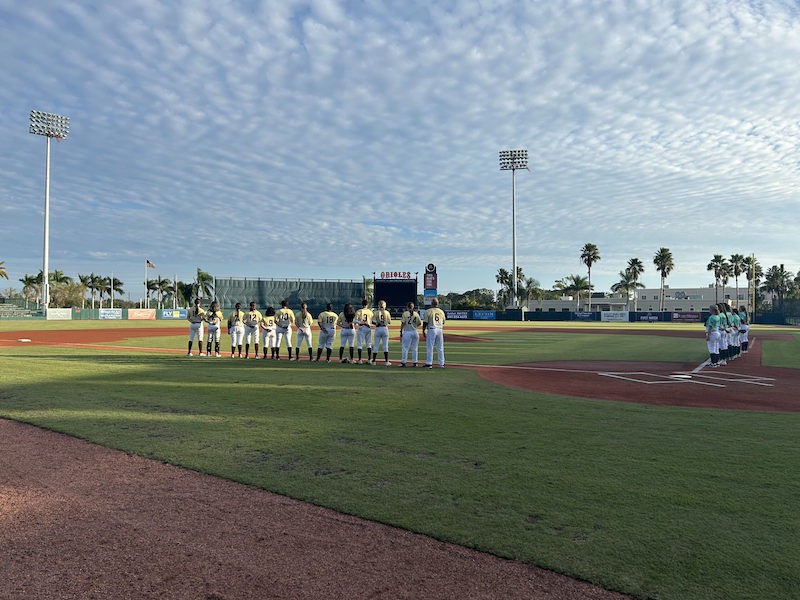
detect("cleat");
top-left (385, 361), bottom-right (392, 366)
top-left (215, 353), bottom-right (221, 357)
top-left (425, 364), bottom-right (433, 369)
top-left (399, 363), bottom-right (406, 368)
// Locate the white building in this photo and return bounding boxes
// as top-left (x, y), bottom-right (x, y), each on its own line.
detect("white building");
top-left (525, 284), bottom-right (752, 313)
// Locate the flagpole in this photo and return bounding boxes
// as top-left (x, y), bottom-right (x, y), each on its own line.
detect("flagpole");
top-left (174, 273), bottom-right (177, 309)
top-left (110, 272), bottom-right (114, 309)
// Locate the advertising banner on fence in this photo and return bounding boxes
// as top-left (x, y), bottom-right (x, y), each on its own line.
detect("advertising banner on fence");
top-left (46, 308), bottom-right (72, 320)
top-left (601, 311), bottom-right (629, 322)
top-left (671, 311), bottom-right (703, 323)
top-left (128, 309), bottom-right (156, 320)
top-left (160, 309), bottom-right (188, 320)
top-left (637, 312), bottom-right (661, 322)
top-left (99, 308), bottom-right (123, 320)
top-left (445, 310), bottom-right (469, 320)
top-left (573, 311), bottom-right (593, 321)
top-left (472, 310), bottom-right (496, 320)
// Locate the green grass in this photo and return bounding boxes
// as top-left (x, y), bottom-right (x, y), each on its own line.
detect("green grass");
top-left (1, 321), bottom-right (799, 600)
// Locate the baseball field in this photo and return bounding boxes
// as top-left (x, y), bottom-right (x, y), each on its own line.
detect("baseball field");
top-left (1, 319), bottom-right (798, 599)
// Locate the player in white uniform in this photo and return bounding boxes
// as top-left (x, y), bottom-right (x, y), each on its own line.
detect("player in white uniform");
top-left (204, 301), bottom-right (224, 357)
top-left (705, 304), bottom-right (721, 367)
top-left (227, 302), bottom-right (246, 358)
top-left (371, 299), bottom-right (393, 365)
top-left (399, 302), bottom-right (422, 367)
top-left (294, 302), bottom-right (314, 361)
top-left (355, 299), bottom-right (374, 364)
top-left (275, 300), bottom-right (296, 360)
top-left (244, 301), bottom-right (263, 359)
top-left (186, 298), bottom-right (206, 356)
top-left (716, 303), bottom-right (730, 366)
top-left (738, 306), bottom-right (750, 353)
top-left (260, 307), bottom-right (278, 359)
top-left (336, 303), bottom-right (356, 363)
top-left (423, 298), bottom-right (446, 368)
top-left (316, 303), bottom-right (338, 362)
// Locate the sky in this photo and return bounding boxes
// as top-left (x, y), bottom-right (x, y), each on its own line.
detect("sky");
top-left (1, 0), bottom-right (799, 301)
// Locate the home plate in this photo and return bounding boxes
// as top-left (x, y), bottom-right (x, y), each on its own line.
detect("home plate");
top-left (669, 374), bottom-right (692, 379)
top-left (17, 338), bottom-right (32, 343)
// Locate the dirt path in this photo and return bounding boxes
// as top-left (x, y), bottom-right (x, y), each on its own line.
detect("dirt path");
top-left (0, 419), bottom-right (629, 600)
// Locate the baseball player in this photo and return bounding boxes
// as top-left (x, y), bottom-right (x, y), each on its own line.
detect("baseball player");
top-left (186, 298), bottom-right (206, 356)
top-left (422, 298), bottom-right (446, 368)
top-left (354, 299), bottom-right (374, 364)
top-left (294, 302), bottom-right (314, 361)
top-left (227, 302), bottom-right (246, 358)
top-left (705, 304), bottom-right (721, 367)
top-left (316, 303), bottom-right (339, 362)
top-left (371, 299), bottom-right (393, 365)
top-left (336, 303), bottom-right (357, 363)
top-left (738, 306), bottom-right (750, 353)
top-left (728, 304), bottom-right (741, 359)
top-left (244, 301), bottom-right (263, 359)
top-left (275, 299), bottom-right (296, 360)
top-left (399, 301), bottom-right (422, 367)
top-left (204, 300), bottom-right (224, 357)
top-left (260, 306), bottom-right (278, 359)
top-left (716, 303), bottom-right (730, 366)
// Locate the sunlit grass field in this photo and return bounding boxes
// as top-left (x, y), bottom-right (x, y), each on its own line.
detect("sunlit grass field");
top-left (1, 319), bottom-right (798, 600)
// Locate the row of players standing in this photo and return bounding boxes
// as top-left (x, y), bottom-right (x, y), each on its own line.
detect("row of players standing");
top-left (187, 297), bottom-right (447, 368)
top-left (704, 303), bottom-right (750, 368)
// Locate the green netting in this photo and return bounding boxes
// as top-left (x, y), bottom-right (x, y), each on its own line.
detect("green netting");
top-left (213, 278), bottom-right (365, 314)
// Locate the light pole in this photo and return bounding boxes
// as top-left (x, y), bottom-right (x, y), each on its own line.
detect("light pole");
top-left (29, 110), bottom-right (69, 315)
top-left (499, 149), bottom-right (528, 308)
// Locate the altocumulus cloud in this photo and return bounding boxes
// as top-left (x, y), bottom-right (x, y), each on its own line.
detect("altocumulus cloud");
top-left (0, 0), bottom-right (798, 295)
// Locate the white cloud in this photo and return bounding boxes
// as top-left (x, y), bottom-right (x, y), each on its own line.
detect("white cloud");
top-left (1, 0), bottom-right (798, 297)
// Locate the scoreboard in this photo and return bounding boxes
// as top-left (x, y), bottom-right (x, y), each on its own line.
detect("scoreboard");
top-left (374, 278), bottom-right (418, 316)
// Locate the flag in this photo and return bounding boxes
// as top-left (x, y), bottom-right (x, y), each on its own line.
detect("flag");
top-left (146, 259), bottom-right (156, 269)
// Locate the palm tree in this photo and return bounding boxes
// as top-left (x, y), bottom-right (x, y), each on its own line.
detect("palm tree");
top-left (521, 276), bottom-right (542, 309)
top-left (194, 268), bottom-right (214, 300)
top-left (77, 273), bottom-right (92, 309)
top-left (742, 256), bottom-right (763, 310)
top-left (157, 276), bottom-right (173, 309)
top-left (363, 276), bottom-right (374, 305)
top-left (706, 254), bottom-right (727, 304)
top-left (112, 276), bottom-right (124, 304)
top-left (559, 274), bottom-right (590, 311)
top-left (146, 278), bottom-right (159, 308)
top-left (652, 248), bottom-right (674, 312)
top-left (626, 258), bottom-right (644, 312)
top-left (762, 265), bottom-right (793, 310)
top-left (495, 268), bottom-right (512, 308)
top-left (719, 261), bottom-right (733, 303)
top-left (89, 273), bottom-right (105, 309)
top-left (611, 269), bottom-right (643, 310)
top-left (0, 261), bottom-right (8, 280)
top-left (19, 274), bottom-right (40, 307)
top-left (729, 254), bottom-right (746, 307)
top-left (580, 243), bottom-right (600, 311)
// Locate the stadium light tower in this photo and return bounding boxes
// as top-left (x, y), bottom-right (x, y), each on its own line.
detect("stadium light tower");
top-left (499, 149), bottom-right (528, 308)
top-left (29, 110), bottom-right (69, 314)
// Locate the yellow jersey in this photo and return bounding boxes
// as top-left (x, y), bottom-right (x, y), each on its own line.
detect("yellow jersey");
top-left (276, 307), bottom-right (295, 327)
top-left (297, 311), bottom-right (314, 328)
top-left (227, 310), bottom-right (245, 328)
top-left (259, 314), bottom-right (276, 330)
top-left (356, 307), bottom-right (373, 327)
top-left (424, 307), bottom-right (446, 329)
top-left (187, 306), bottom-right (206, 323)
top-left (204, 310), bottom-right (224, 326)
top-left (245, 309), bottom-right (262, 328)
top-left (372, 309), bottom-right (392, 327)
top-left (400, 310), bottom-right (422, 332)
top-left (319, 310), bottom-right (339, 328)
